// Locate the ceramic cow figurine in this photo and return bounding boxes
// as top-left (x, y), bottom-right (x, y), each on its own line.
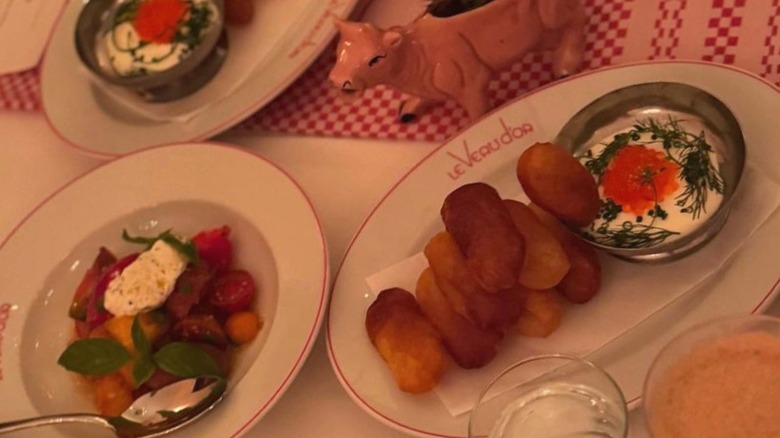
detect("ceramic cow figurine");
top-left (328, 0), bottom-right (586, 122)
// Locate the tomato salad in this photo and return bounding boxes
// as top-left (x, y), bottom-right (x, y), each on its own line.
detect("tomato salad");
top-left (58, 226), bottom-right (262, 417)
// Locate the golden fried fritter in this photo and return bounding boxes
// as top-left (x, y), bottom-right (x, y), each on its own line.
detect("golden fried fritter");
top-left (416, 268), bottom-right (502, 369)
top-left (441, 183), bottom-right (525, 293)
top-left (366, 288), bottom-right (447, 393)
top-left (424, 231), bottom-right (525, 333)
top-left (503, 200), bottom-right (571, 290)
top-left (517, 143), bottom-right (600, 227)
top-left (529, 203), bottom-right (601, 303)
top-left (515, 288), bottom-right (564, 338)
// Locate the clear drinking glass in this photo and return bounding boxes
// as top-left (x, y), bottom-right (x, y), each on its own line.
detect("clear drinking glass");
top-left (468, 354), bottom-right (627, 438)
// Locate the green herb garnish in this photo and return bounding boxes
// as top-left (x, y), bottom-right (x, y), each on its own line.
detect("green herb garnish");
top-left (59, 337), bottom-right (224, 382)
top-left (122, 229), bottom-right (199, 264)
top-left (131, 315), bottom-right (151, 355)
top-left (584, 221), bottom-right (680, 249)
top-left (113, 1), bottom-right (139, 25)
top-left (583, 116), bottom-right (724, 220)
top-left (130, 315), bottom-right (155, 387)
top-left (174, 1), bottom-right (213, 47)
top-left (580, 116), bottom-right (725, 249)
top-left (153, 342), bottom-right (223, 378)
top-left (132, 356), bottom-right (157, 388)
top-left (60, 315), bottom-right (223, 384)
top-left (57, 338), bottom-right (133, 375)
top-left (584, 131), bottom-right (633, 178)
top-left (636, 117), bottom-right (725, 219)
top-left (598, 198), bottom-right (622, 222)
top-left (107, 0), bottom-right (214, 77)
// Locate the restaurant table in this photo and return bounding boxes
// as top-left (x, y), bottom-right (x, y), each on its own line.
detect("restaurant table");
top-left (2, 110), bottom-right (779, 438)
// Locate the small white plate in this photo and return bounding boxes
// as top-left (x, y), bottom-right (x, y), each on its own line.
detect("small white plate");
top-left (0, 143), bottom-right (328, 438)
top-left (40, 0), bottom-right (359, 158)
top-left (326, 61), bottom-right (780, 438)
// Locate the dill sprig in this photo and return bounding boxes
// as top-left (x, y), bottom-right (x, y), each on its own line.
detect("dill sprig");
top-left (584, 131), bottom-right (633, 179)
top-left (584, 220), bottom-right (680, 249)
top-left (174, 1), bottom-right (213, 47)
top-left (638, 117), bottom-right (725, 219)
top-left (112, 0), bottom-right (214, 48)
top-left (113, 1), bottom-right (139, 24)
top-left (582, 116), bottom-right (724, 220)
top-left (589, 198), bottom-right (678, 248)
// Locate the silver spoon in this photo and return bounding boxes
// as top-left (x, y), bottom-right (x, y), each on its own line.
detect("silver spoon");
top-left (0, 377), bottom-right (226, 437)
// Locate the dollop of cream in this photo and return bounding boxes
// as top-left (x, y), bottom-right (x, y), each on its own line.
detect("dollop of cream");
top-left (104, 240), bottom-right (187, 316)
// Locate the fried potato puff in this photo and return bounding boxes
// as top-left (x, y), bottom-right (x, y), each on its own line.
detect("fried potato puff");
top-left (516, 142), bottom-right (600, 227)
top-left (529, 203), bottom-right (602, 303)
top-left (424, 231), bottom-right (525, 334)
top-left (441, 183), bottom-right (525, 293)
top-left (503, 200), bottom-right (571, 290)
top-left (416, 268), bottom-right (502, 369)
top-left (365, 288), bottom-right (447, 393)
top-left (515, 288), bottom-right (565, 338)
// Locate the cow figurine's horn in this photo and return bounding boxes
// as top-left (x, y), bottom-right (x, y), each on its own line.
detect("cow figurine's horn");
top-left (333, 17), bottom-right (346, 30)
top-left (333, 17), bottom-right (354, 35)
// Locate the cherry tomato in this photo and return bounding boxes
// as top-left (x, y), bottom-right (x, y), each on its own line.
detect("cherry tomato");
top-left (165, 264), bottom-right (214, 320)
top-left (172, 314), bottom-right (228, 347)
top-left (192, 226), bottom-right (232, 274)
top-left (209, 270), bottom-right (256, 315)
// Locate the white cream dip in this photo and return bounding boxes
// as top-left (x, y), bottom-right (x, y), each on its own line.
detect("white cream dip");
top-left (579, 114), bottom-right (725, 249)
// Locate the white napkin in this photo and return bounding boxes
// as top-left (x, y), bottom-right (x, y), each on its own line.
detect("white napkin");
top-left (0, 0), bottom-right (67, 74)
top-left (366, 162), bottom-right (780, 417)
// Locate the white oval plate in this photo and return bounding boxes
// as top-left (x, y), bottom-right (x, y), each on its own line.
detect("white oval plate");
top-left (326, 61), bottom-right (780, 438)
top-left (40, 0), bottom-right (359, 158)
top-left (0, 143), bottom-right (328, 438)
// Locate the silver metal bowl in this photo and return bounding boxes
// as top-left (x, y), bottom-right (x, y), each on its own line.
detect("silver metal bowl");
top-left (555, 82), bottom-right (747, 263)
top-left (75, 0), bottom-right (227, 102)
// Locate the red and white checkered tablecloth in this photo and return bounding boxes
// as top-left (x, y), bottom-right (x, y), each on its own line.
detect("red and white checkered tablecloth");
top-left (2, 0), bottom-right (780, 143)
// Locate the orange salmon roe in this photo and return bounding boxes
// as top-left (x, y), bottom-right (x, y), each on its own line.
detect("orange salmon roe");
top-left (133, 0), bottom-right (188, 44)
top-left (602, 145), bottom-right (680, 216)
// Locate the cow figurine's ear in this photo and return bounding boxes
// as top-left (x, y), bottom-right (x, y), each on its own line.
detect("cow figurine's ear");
top-left (382, 30), bottom-right (403, 49)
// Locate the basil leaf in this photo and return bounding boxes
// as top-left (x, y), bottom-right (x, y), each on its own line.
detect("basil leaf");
top-left (58, 339), bottom-right (132, 375)
top-left (132, 356), bottom-right (156, 388)
top-left (122, 229), bottom-right (160, 247)
top-left (153, 342), bottom-right (223, 378)
top-left (131, 315), bottom-right (150, 356)
top-left (160, 234), bottom-right (199, 265)
top-left (122, 229), bottom-right (199, 265)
